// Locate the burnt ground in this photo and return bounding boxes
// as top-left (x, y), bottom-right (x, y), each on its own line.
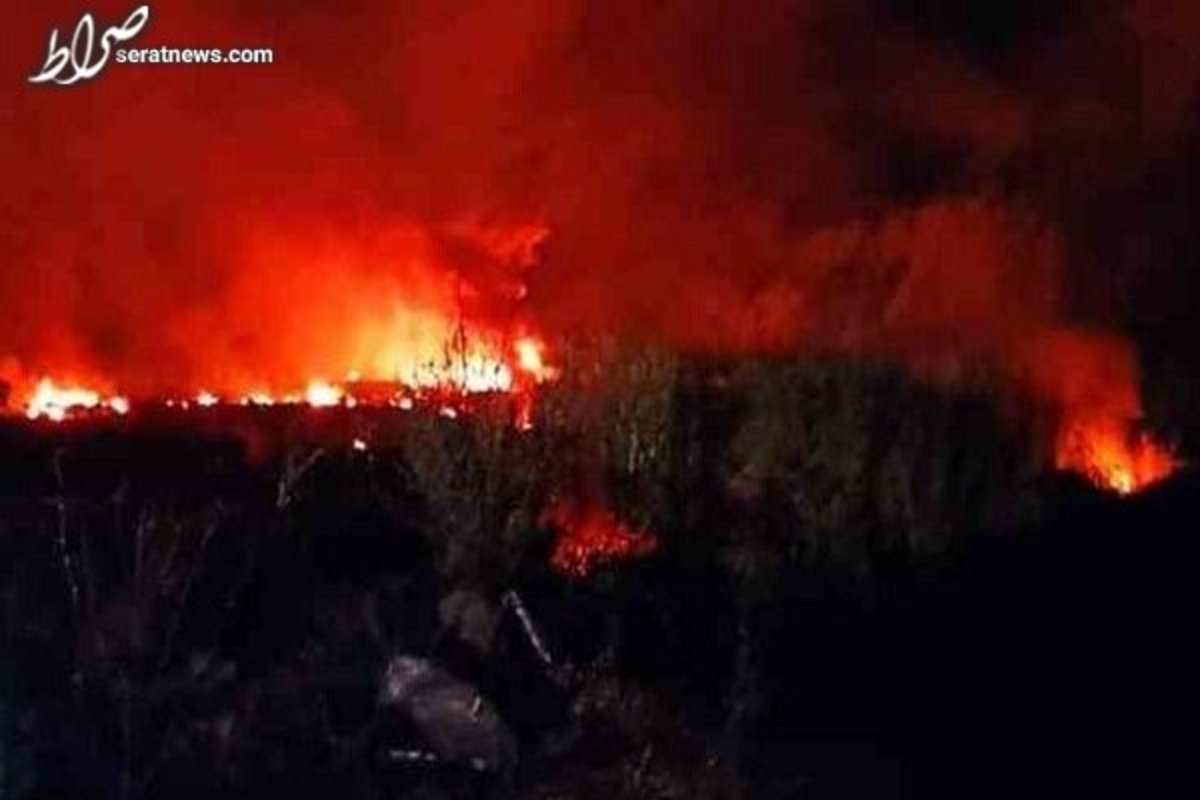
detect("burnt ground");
top-left (1, 357), bottom-right (1197, 799)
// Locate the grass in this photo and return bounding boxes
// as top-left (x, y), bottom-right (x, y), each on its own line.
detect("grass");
top-left (0, 344), bottom-right (1048, 798)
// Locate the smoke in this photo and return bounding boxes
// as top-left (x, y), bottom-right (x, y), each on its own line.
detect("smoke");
top-left (3, 1), bottom-right (1198, 422)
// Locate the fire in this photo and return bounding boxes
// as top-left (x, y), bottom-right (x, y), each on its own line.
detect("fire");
top-left (1055, 417), bottom-right (1177, 496)
top-left (412, 357), bottom-right (512, 394)
top-left (242, 392), bottom-right (274, 406)
top-left (543, 500), bottom-right (658, 579)
top-left (0, 217), bottom-right (556, 425)
top-left (23, 378), bottom-right (129, 422)
top-left (304, 381), bottom-right (344, 408)
top-left (513, 336), bottom-right (556, 382)
top-left (1020, 330), bottom-right (1180, 496)
top-left (5, 329), bottom-right (557, 425)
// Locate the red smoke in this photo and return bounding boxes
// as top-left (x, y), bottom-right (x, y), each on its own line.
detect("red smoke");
top-left (2, 1), bottom-right (1194, 489)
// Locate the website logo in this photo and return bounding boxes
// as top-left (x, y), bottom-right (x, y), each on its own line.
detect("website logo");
top-left (29, 5), bottom-right (150, 86)
top-left (28, 5), bottom-right (275, 86)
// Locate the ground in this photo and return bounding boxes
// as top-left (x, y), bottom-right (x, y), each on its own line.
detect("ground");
top-left (1, 353), bottom-right (1196, 798)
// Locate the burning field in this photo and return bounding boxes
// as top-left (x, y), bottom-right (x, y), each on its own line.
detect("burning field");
top-left (3, 1), bottom-right (1200, 798)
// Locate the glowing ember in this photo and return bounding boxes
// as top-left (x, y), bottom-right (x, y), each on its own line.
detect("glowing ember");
top-left (543, 500), bottom-right (658, 578)
top-left (1055, 418), bottom-right (1177, 496)
top-left (23, 379), bottom-right (129, 422)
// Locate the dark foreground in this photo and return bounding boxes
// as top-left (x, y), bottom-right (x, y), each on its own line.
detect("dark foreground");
top-left (1, 358), bottom-right (1196, 799)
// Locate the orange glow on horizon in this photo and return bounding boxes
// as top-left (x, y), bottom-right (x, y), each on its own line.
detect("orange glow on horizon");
top-left (6, 328), bottom-right (556, 425)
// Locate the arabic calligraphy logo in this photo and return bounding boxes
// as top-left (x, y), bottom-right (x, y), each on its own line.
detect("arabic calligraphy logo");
top-left (29, 5), bottom-right (150, 86)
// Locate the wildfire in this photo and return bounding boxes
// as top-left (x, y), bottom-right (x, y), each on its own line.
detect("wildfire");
top-left (1017, 330), bottom-right (1179, 496)
top-left (1055, 417), bottom-right (1177, 496)
top-left (304, 381), bottom-right (344, 408)
top-left (23, 378), bottom-right (129, 422)
top-left (543, 500), bottom-right (658, 579)
top-left (6, 332), bottom-right (556, 424)
top-left (513, 336), bottom-right (557, 381)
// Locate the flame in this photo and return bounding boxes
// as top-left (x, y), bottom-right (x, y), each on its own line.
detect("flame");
top-left (23, 378), bottom-right (129, 422)
top-left (0, 218), bottom-right (556, 426)
top-left (304, 380), bottom-right (344, 408)
top-left (513, 336), bottom-right (557, 382)
top-left (543, 500), bottom-right (658, 578)
top-left (6, 329), bottom-right (557, 424)
top-left (1020, 330), bottom-right (1179, 496)
top-left (241, 392), bottom-right (274, 406)
top-left (1055, 416), bottom-right (1177, 496)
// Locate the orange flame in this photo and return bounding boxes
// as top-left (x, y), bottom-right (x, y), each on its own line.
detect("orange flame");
top-left (23, 378), bottom-right (129, 422)
top-left (0, 219), bottom-right (555, 424)
top-left (1020, 330), bottom-right (1179, 496)
top-left (543, 500), bottom-right (658, 578)
top-left (7, 330), bottom-right (555, 424)
top-left (1055, 417), bottom-right (1177, 496)
top-left (304, 380), bottom-right (344, 408)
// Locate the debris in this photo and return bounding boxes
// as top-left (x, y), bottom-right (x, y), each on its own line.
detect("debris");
top-left (502, 590), bottom-right (556, 671)
top-left (378, 656), bottom-right (517, 774)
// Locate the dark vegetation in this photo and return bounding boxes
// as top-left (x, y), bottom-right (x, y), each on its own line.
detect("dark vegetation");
top-left (1, 346), bottom-right (1195, 799)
